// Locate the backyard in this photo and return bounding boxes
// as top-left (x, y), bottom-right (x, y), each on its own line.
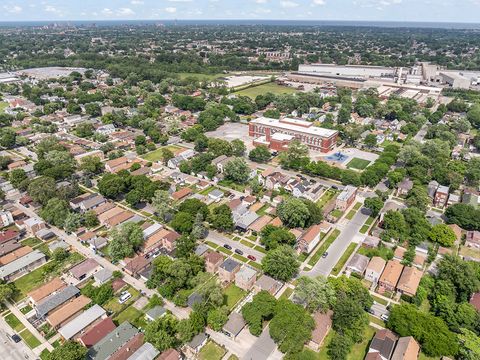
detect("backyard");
top-left (235, 82), bottom-right (297, 99)
top-left (198, 340), bottom-right (227, 360)
top-left (316, 189), bottom-right (338, 208)
top-left (142, 145), bottom-right (183, 162)
top-left (223, 284), bottom-right (246, 310)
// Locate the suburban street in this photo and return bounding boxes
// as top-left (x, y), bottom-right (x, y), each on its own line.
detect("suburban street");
top-left (0, 318), bottom-right (36, 360)
top-left (208, 230), bottom-right (266, 261)
top-left (243, 326), bottom-right (277, 360)
top-left (302, 207), bottom-right (370, 277)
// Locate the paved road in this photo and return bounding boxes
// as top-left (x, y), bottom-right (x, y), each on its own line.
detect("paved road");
top-left (242, 326), bottom-right (277, 360)
top-left (207, 231), bottom-right (265, 261)
top-left (413, 124), bottom-right (428, 143)
top-left (14, 202), bottom-right (190, 320)
top-left (0, 319), bottom-right (36, 360)
top-left (302, 208), bottom-right (370, 277)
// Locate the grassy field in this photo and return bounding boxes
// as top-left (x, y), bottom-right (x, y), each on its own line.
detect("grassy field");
top-left (240, 239), bottom-right (255, 248)
top-left (224, 284), bottom-right (247, 309)
top-left (20, 237), bottom-right (42, 247)
top-left (248, 261), bottom-right (262, 270)
top-left (331, 243), bottom-right (357, 276)
top-left (348, 326), bottom-right (375, 360)
top-left (142, 145), bottom-right (183, 162)
top-left (253, 245), bottom-right (267, 254)
top-left (12, 266), bottom-right (49, 301)
top-left (418, 352), bottom-right (440, 360)
top-left (114, 305), bottom-right (144, 326)
top-left (199, 340), bottom-right (227, 360)
top-left (176, 72), bottom-right (224, 81)
top-left (0, 102), bottom-right (8, 113)
top-left (346, 158), bottom-right (371, 170)
top-left (368, 314), bottom-right (386, 328)
top-left (280, 287), bottom-right (294, 300)
top-left (371, 294), bottom-right (389, 306)
top-left (235, 82), bottom-right (297, 99)
top-left (308, 229), bottom-right (341, 267)
top-left (4, 313), bottom-right (25, 332)
top-left (18, 329), bottom-right (41, 349)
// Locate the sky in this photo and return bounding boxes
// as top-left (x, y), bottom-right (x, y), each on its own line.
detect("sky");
top-left (1, 0), bottom-right (480, 23)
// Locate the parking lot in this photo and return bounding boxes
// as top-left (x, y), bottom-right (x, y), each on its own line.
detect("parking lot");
top-left (205, 123), bottom-right (255, 152)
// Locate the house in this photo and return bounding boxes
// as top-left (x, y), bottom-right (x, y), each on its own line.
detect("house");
top-left (28, 277), bottom-right (65, 306)
top-left (236, 211), bottom-right (260, 232)
top-left (35, 285), bottom-right (80, 319)
top-left (145, 306), bottom-right (166, 322)
top-left (93, 268), bottom-right (113, 285)
top-left (184, 332), bottom-right (208, 358)
top-left (0, 229), bottom-right (21, 246)
top-left (378, 260), bottom-right (403, 294)
top-left (70, 193), bottom-right (106, 213)
top-left (208, 189), bottom-right (224, 202)
top-left (46, 295), bottom-right (92, 329)
top-left (22, 217), bottom-right (47, 235)
top-left (218, 258), bottom-right (241, 283)
top-left (346, 254), bottom-right (369, 276)
top-left (0, 249), bottom-right (46, 281)
top-left (195, 244), bottom-right (208, 257)
top-left (462, 192), bottom-right (479, 207)
top-left (434, 185), bottom-right (449, 207)
top-left (391, 336), bottom-right (420, 360)
top-left (363, 236), bottom-right (381, 249)
top-left (297, 224), bottom-right (322, 254)
top-left (96, 124), bottom-right (116, 136)
top-left (211, 155), bottom-right (232, 173)
top-left (104, 211), bottom-right (137, 228)
top-left (335, 185), bottom-right (357, 211)
top-left (396, 266), bottom-right (422, 297)
top-left (253, 274), bottom-right (282, 295)
top-left (204, 251), bottom-right (224, 274)
top-left (157, 349), bottom-right (181, 360)
top-left (124, 255), bottom-right (152, 278)
top-left (448, 224), bottom-right (462, 244)
top-left (69, 258), bottom-right (102, 281)
top-left (171, 187), bottom-right (192, 201)
top-left (365, 257), bottom-right (387, 285)
top-left (108, 332), bottom-right (144, 360)
top-left (465, 231), bottom-right (480, 248)
top-left (48, 239), bottom-right (69, 253)
top-left (0, 242), bottom-right (22, 257)
top-left (308, 310), bottom-right (333, 351)
top-left (87, 322), bottom-right (139, 360)
top-left (235, 265), bottom-right (257, 291)
top-left (248, 215), bottom-right (273, 234)
top-left (78, 317), bottom-right (116, 347)
top-left (396, 178), bottom-right (413, 196)
top-left (222, 312), bottom-right (246, 339)
top-left (367, 329), bottom-right (398, 360)
top-left (167, 149), bottom-right (195, 169)
top-left (128, 342), bottom-right (159, 360)
top-left (0, 210), bottom-right (14, 227)
top-left (0, 246), bottom-right (33, 266)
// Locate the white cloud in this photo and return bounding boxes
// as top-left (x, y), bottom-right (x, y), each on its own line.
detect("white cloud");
top-left (45, 5), bottom-right (60, 13)
top-left (130, 0), bottom-right (144, 4)
top-left (118, 7), bottom-right (135, 15)
top-left (101, 8), bottom-right (113, 16)
top-left (280, 0), bottom-right (299, 8)
top-left (4, 5), bottom-right (22, 13)
top-left (255, 7), bottom-right (272, 13)
top-left (168, 0), bottom-right (193, 2)
top-left (256, 0), bottom-right (268, 3)
top-left (165, 7), bottom-right (177, 13)
top-left (312, 0), bottom-right (326, 5)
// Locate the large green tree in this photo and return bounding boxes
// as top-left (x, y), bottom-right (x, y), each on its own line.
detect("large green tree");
top-left (262, 245), bottom-right (299, 282)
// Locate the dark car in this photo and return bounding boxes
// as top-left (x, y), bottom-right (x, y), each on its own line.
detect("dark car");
top-left (247, 255), bottom-right (256, 261)
top-left (11, 334), bottom-right (21, 343)
top-left (223, 244), bottom-right (232, 250)
top-left (322, 251), bottom-right (328, 258)
top-left (235, 249), bottom-right (244, 255)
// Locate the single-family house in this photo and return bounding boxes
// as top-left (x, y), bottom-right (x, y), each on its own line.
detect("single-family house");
top-left (157, 349), bottom-right (181, 360)
top-left (171, 187), bottom-right (192, 201)
top-left (335, 185), bottom-right (357, 211)
top-left (184, 332), bottom-right (208, 358)
top-left (204, 251), bottom-right (224, 274)
top-left (346, 254), bottom-right (369, 276)
top-left (87, 322), bottom-right (139, 360)
top-left (218, 258), bottom-right (241, 283)
top-left (0, 249), bottom-right (46, 281)
top-left (69, 258), bottom-right (102, 281)
top-left (378, 260), bottom-right (403, 294)
top-left (396, 178), bottom-right (413, 196)
top-left (434, 185), bottom-right (449, 207)
top-left (35, 285), bottom-right (80, 319)
top-left (235, 265), bottom-right (257, 291)
top-left (297, 224), bottom-right (322, 254)
top-left (253, 274), bottom-right (282, 295)
top-left (46, 295), bottom-right (92, 329)
top-left (208, 189), bottom-right (224, 202)
top-left (365, 257), bottom-right (386, 285)
top-left (366, 329), bottom-right (398, 360)
top-left (396, 266), bottom-right (422, 297)
top-left (145, 306), bottom-right (166, 322)
top-left (308, 310), bottom-right (333, 351)
top-left (391, 336), bottom-right (420, 360)
top-left (28, 277), bottom-right (65, 306)
top-left (93, 268), bottom-right (113, 285)
top-left (108, 332), bottom-right (144, 360)
top-left (222, 312), bottom-right (246, 340)
top-left (78, 317), bottom-right (116, 347)
top-left (128, 343), bottom-right (159, 360)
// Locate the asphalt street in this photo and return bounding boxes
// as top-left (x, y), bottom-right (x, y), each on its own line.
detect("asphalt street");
top-left (208, 231), bottom-right (265, 261)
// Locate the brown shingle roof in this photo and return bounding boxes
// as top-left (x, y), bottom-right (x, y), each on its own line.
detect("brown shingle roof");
top-left (172, 187), bottom-right (192, 200)
top-left (397, 266), bottom-right (422, 296)
top-left (47, 295), bottom-right (91, 328)
top-left (311, 310), bottom-right (332, 345)
top-left (379, 260), bottom-right (403, 288)
top-left (69, 258), bottom-right (100, 280)
top-left (28, 277), bottom-right (65, 303)
top-left (204, 251), bottom-right (224, 265)
top-left (79, 317), bottom-right (116, 347)
top-left (0, 246), bottom-right (32, 265)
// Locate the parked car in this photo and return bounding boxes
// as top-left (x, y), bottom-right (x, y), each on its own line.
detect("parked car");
top-left (119, 291), bottom-right (132, 304)
top-left (381, 314), bottom-right (389, 321)
top-left (223, 244), bottom-right (232, 250)
top-left (322, 251), bottom-right (328, 258)
top-left (235, 249), bottom-right (244, 255)
top-left (11, 334), bottom-right (21, 343)
top-left (247, 255), bottom-right (256, 261)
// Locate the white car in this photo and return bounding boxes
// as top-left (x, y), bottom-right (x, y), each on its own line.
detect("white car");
top-left (118, 291), bottom-right (132, 304)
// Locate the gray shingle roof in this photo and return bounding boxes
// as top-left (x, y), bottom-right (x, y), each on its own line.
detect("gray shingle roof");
top-left (36, 285), bottom-right (79, 318)
top-left (58, 304), bottom-right (106, 340)
top-left (87, 322), bottom-right (139, 360)
top-left (128, 343), bottom-right (159, 360)
top-left (220, 258), bottom-right (240, 273)
top-left (145, 306), bottom-right (166, 320)
top-left (0, 250), bottom-right (46, 280)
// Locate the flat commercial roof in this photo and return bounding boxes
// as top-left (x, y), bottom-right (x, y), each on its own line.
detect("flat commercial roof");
top-left (251, 117), bottom-right (338, 138)
top-left (58, 304), bottom-right (106, 340)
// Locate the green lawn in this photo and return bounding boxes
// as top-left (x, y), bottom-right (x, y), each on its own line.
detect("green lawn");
top-left (198, 186), bottom-right (214, 195)
top-left (368, 315), bottom-right (386, 328)
top-left (331, 209), bottom-right (344, 218)
top-left (255, 204), bottom-right (270, 216)
top-left (418, 352), bottom-right (440, 360)
top-left (345, 209), bottom-right (357, 220)
top-left (0, 102), bottom-right (8, 113)
top-left (359, 216), bottom-right (376, 234)
top-left (316, 189), bottom-right (338, 208)
top-left (240, 239), bottom-right (255, 248)
top-left (205, 241), bottom-right (219, 249)
top-left (20, 305), bottom-right (32, 314)
top-left (40, 349), bottom-right (50, 360)
top-left (347, 158), bottom-right (371, 170)
top-left (18, 328), bottom-right (41, 349)
top-left (198, 340), bottom-right (227, 360)
top-left (233, 253), bottom-right (249, 263)
top-left (223, 284), bottom-right (247, 310)
top-left (353, 202), bottom-right (362, 211)
top-left (114, 305), bottom-right (144, 325)
top-left (228, 355), bottom-right (239, 360)
top-left (253, 245), bottom-right (267, 254)
top-left (308, 229), bottom-right (341, 267)
top-left (142, 145), bottom-right (182, 162)
top-left (331, 243), bottom-right (357, 276)
top-left (4, 313), bottom-right (25, 332)
top-left (20, 237), bottom-right (42, 247)
top-left (217, 247), bottom-right (233, 256)
top-left (235, 82), bottom-right (297, 99)
top-left (371, 295), bottom-right (389, 306)
top-left (248, 261), bottom-right (262, 270)
top-left (218, 179), bottom-right (247, 192)
top-left (348, 326), bottom-right (375, 360)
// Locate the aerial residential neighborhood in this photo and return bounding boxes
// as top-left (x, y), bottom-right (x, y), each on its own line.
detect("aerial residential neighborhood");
top-left (0, 3), bottom-right (480, 360)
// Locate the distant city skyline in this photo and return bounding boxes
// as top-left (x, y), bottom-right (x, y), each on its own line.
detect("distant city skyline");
top-left (0, 0), bottom-right (479, 24)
